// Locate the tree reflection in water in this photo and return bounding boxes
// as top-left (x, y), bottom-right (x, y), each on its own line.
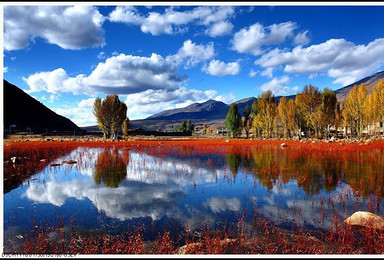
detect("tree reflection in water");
top-left (93, 147), bottom-right (129, 188)
top-left (223, 145), bottom-right (384, 202)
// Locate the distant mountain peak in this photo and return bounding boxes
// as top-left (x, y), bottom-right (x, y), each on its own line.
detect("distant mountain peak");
top-left (144, 70), bottom-right (384, 123)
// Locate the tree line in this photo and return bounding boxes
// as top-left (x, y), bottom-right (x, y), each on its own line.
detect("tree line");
top-left (225, 80), bottom-right (384, 139)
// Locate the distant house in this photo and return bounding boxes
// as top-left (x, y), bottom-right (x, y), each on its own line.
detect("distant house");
top-left (217, 127), bottom-right (227, 135)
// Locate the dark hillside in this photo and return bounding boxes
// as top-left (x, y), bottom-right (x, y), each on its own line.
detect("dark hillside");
top-left (3, 80), bottom-right (81, 133)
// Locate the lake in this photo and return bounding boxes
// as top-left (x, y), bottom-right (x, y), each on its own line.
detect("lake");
top-left (3, 140), bottom-right (384, 253)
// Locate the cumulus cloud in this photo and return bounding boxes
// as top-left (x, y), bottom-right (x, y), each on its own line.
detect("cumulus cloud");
top-left (125, 87), bottom-right (218, 119)
top-left (259, 76), bottom-right (298, 95)
top-left (260, 67), bottom-right (274, 78)
top-left (294, 30), bottom-right (310, 45)
top-left (54, 98), bottom-right (96, 126)
top-left (23, 68), bottom-right (90, 95)
top-left (249, 69), bottom-right (258, 77)
top-left (23, 50), bottom-right (232, 120)
top-left (23, 53), bottom-right (186, 95)
top-left (205, 20), bottom-right (233, 37)
top-left (231, 21), bottom-right (297, 55)
top-left (4, 5), bottom-right (105, 51)
top-left (213, 93), bottom-right (237, 105)
top-left (255, 38), bottom-right (384, 85)
top-left (23, 148), bottom-right (227, 222)
top-left (108, 6), bottom-right (235, 37)
top-left (204, 197), bottom-right (241, 213)
top-left (169, 39), bottom-right (215, 68)
top-left (202, 60), bottom-right (240, 76)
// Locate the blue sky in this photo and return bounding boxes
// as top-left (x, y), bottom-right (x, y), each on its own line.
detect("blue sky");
top-left (3, 3), bottom-right (384, 126)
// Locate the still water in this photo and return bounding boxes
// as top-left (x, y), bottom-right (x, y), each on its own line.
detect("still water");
top-left (4, 143), bottom-right (384, 245)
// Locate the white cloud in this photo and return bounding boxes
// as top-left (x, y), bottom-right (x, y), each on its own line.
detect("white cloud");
top-left (97, 51), bottom-right (105, 59)
top-left (204, 197), bottom-right (241, 213)
top-left (108, 6), bottom-right (235, 37)
top-left (125, 87), bottom-right (218, 119)
top-left (231, 21), bottom-right (297, 55)
top-left (23, 68), bottom-right (90, 95)
top-left (24, 53), bottom-right (186, 95)
top-left (23, 148), bottom-right (228, 223)
top-left (205, 21), bottom-right (233, 37)
top-left (255, 38), bottom-right (384, 86)
top-left (214, 92), bottom-right (236, 104)
top-left (294, 30), bottom-right (310, 45)
top-left (202, 60), bottom-right (240, 76)
top-left (249, 69), bottom-right (258, 77)
top-left (4, 67), bottom-right (8, 73)
top-left (54, 98), bottom-right (96, 126)
top-left (259, 76), bottom-right (295, 95)
top-left (49, 93), bottom-right (60, 103)
top-left (4, 5), bottom-right (105, 51)
top-left (260, 67), bottom-right (274, 78)
top-left (23, 50), bottom-right (230, 120)
top-left (169, 39), bottom-right (215, 68)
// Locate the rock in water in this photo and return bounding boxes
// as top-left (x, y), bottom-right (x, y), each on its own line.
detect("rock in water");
top-left (344, 211), bottom-right (384, 229)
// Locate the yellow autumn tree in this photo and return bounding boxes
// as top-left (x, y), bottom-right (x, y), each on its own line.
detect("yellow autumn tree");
top-left (278, 97), bottom-right (289, 138)
top-left (93, 94), bottom-right (127, 139)
top-left (286, 99), bottom-right (298, 138)
top-left (374, 80), bottom-right (384, 136)
top-left (342, 83), bottom-right (367, 138)
top-left (254, 90), bottom-right (278, 138)
top-left (334, 101), bottom-right (342, 138)
top-left (295, 84), bottom-right (322, 138)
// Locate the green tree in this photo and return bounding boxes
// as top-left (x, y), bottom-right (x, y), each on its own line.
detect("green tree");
top-left (177, 121), bottom-right (187, 132)
top-left (226, 152), bottom-right (242, 175)
top-left (225, 103), bottom-right (242, 138)
top-left (93, 94), bottom-right (127, 139)
top-left (187, 119), bottom-right (195, 132)
top-left (243, 105), bottom-right (251, 139)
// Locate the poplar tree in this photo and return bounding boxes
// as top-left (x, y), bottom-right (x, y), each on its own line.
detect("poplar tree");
top-left (295, 84), bottom-right (322, 137)
top-left (278, 97), bottom-right (289, 138)
top-left (187, 119), bottom-right (195, 132)
top-left (122, 118), bottom-right (130, 136)
top-left (243, 105), bottom-right (251, 139)
top-left (255, 90), bottom-right (278, 138)
top-left (225, 103), bottom-right (242, 138)
top-left (93, 94), bottom-right (127, 139)
top-left (320, 88), bottom-right (337, 138)
top-left (251, 99), bottom-right (261, 138)
top-left (342, 83), bottom-right (367, 138)
top-left (374, 80), bottom-right (384, 135)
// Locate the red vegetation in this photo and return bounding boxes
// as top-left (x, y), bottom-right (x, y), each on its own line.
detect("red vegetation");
top-left (3, 138), bottom-right (384, 255)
